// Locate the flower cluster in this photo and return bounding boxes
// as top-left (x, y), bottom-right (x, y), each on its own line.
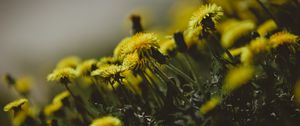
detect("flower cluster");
top-left (2, 0), bottom-right (300, 126)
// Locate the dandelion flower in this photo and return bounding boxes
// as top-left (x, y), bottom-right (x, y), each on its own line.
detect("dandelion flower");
top-left (97, 56), bottom-right (119, 68)
top-left (53, 91), bottom-right (70, 103)
top-left (77, 59), bottom-right (98, 76)
top-left (122, 51), bottom-right (147, 71)
top-left (188, 3), bottom-right (223, 31)
top-left (119, 32), bottom-right (159, 60)
top-left (221, 20), bottom-right (256, 48)
top-left (47, 67), bottom-right (78, 84)
top-left (56, 56), bottom-right (81, 69)
top-left (199, 96), bottom-right (221, 115)
top-left (114, 37), bottom-right (131, 59)
top-left (248, 37), bottom-right (268, 53)
top-left (222, 65), bottom-right (254, 93)
top-left (257, 20), bottom-right (277, 37)
top-left (159, 38), bottom-right (176, 55)
top-left (91, 65), bottom-right (124, 83)
top-left (90, 116), bottom-right (122, 126)
top-left (269, 31), bottom-right (299, 48)
top-left (15, 77), bottom-right (32, 95)
top-left (240, 47), bottom-right (254, 65)
top-left (3, 98), bottom-right (29, 113)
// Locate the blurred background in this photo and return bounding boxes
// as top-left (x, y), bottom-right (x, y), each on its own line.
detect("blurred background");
top-left (0, 0), bottom-right (180, 125)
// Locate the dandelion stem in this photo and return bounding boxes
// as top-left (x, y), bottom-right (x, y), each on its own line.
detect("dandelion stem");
top-left (166, 64), bottom-right (197, 85)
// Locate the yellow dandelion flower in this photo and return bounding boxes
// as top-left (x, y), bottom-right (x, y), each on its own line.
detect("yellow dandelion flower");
top-left (47, 67), bottom-right (78, 84)
top-left (15, 77), bottom-right (32, 95)
top-left (77, 59), bottom-right (98, 76)
top-left (53, 91), bottom-right (70, 103)
top-left (91, 65), bottom-right (124, 82)
top-left (97, 56), bottom-right (119, 68)
top-left (119, 32), bottom-right (159, 60)
top-left (56, 56), bottom-right (81, 69)
top-left (248, 37), bottom-right (269, 53)
top-left (222, 65), bottom-right (254, 94)
top-left (184, 27), bottom-right (205, 48)
top-left (240, 47), bottom-right (254, 65)
top-left (114, 37), bottom-right (131, 59)
top-left (90, 116), bottom-right (122, 126)
top-left (294, 80), bottom-right (300, 104)
top-left (269, 31), bottom-right (299, 48)
top-left (188, 3), bottom-right (223, 31)
top-left (217, 19), bottom-right (240, 34)
top-left (199, 96), bottom-right (221, 115)
top-left (3, 98), bottom-right (29, 113)
top-left (221, 20), bottom-right (256, 48)
top-left (44, 102), bottom-right (63, 116)
top-left (122, 51), bottom-right (147, 71)
top-left (257, 20), bottom-right (277, 37)
top-left (159, 38), bottom-right (176, 55)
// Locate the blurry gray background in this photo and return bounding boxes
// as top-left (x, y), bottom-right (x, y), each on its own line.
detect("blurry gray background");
top-left (0, 0), bottom-right (175, 125)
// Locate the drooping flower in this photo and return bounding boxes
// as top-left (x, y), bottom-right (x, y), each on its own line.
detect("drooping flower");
top-left (89, 116), bottom-right (122, 126)
top-left (47, 67), bottom-right (78, 84)
top-left (3, 98), bottom-right (29, 114)
top-left (122, 51), bottom-right (147, 71)
top-left (188, 3), bottom-right (223, 31)
top-left (119, 32), bottom-right (160, 60)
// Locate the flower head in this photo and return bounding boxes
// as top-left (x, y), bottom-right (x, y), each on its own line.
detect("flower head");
top-left (53, 91), bottom-right (70, 103)
top-left (77, 59), bottom-right (98, 77)
top-left (159, 38), bottom-right (176, 55)
top-left (97, 56), bottom-right (119, 68)
top-left (47, 67), bottom-right (78, 84)
top-left (257, 20), bottom-right (277, 37)
top-left (223, 65), bottom-right (254, 93)
top-left (269, 31), bottom-right (299, 48)
top-left (118, 32), bottom-right (159, 60)
top-left (122, 51), bottom-right (147, 71)
top-left (4, 98), bottom-right (29, 113)
top-left (56, 56), bottom-right (81, 69)
top-left (221, 20), bottom-right (256, 48)
top-left (199, 96), bottom-right (221, 115)
top-left (248, 37), bottom-right (269, 53)
top-left (90, 116), bottom-right (122, 126)
top-left (91, 65), bottom-right (124, 83)
top-left (188, 4), bottom-right (223, 32)
top-left (15, 77), bottom-right (32, 95)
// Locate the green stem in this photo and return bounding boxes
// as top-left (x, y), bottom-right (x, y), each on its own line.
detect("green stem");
top-left (166, 64), bottom-right (197, 85)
